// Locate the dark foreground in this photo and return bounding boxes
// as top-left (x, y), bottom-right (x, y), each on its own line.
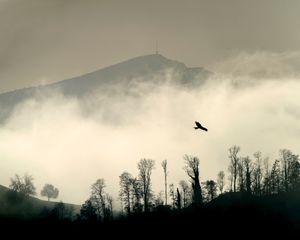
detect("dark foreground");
top-left (2, 193), bottom-right (300, 238)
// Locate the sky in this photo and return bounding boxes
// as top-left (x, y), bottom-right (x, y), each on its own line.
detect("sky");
top-left (1, 0), bottom-right (300, 206)
top-left (1, 0), bottom-right (300, 92)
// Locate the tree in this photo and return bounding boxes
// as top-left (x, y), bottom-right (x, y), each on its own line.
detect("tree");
top-left (41, 184), bottom-right (59, 201)
top-left (204, 180), bottom-right (217, 201)
top-left (179, 180), bottom-right (190, 207)
top-left (154, 191), bottom-right (164, 207)
top-left (184, 155), bottom-right (202, 205)
top-left (161, 160), bottom-right (168, 205)
top-left (131, 178), bottom-right (143, 213)
top-left (175, 188), bottom-right (182, 209)
top-left (253, 151), bottom-right (263, 195)
top-left (217, 171), bottom-right (225, 194)
top-left (169, 184), bottom-right (176, 209)
top-left (52, 201), bottom-right (67, 220)
top-left (119, 172), bottom-right (133, 215)
top-left (105, 194), bottom-right (113, 221)
top-left (80, 199), bottom-right (97, 222)
top-left (237, 159), bottom-right (245, 192)
top-left (9, 173), bottom-right (36, 196)
top-left (288, 159), bottom-right (300, 191)
top-left (263, 157), bottom-right (271, 195)
top-left (138, 158), bottom-right (155, 212)
top-left (270, 159), bottom-right (281, 194)
top-left (228, 146), bottom-right (240, 192)
top-left (90, 178), bottom-right (112, 221)
top-left (279, 149), bottom-right (300, 192)
top-left (244, 157), bottom-right (252, 194)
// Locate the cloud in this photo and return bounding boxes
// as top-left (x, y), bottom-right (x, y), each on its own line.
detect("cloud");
top-left (211, 51), bottom-right (300, 79)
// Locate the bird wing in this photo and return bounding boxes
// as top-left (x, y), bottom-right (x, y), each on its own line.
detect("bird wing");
top-left (195, 121), bottom-right (201, 127)
top-left (201, 126), bottom-right (208, 131)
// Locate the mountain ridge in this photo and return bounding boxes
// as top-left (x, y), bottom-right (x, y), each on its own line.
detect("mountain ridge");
top-left (0, 54), bottom-right (211, 122)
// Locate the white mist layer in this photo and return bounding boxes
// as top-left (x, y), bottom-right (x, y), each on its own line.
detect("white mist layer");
top-left (0, 75), bottom-right (300, 206)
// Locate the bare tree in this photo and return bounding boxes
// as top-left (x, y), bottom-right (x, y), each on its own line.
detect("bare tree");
top-left (279, 149), bottom-right (300, 192)
top-left (138, 158), bottom-right (155, 212)
top-left (228, 146), bottom-right (240, 192)
top-left (80, 199), bottom-right (97, 222)
top-left (270, 159), bottom-right (281, 194)
top-left (237, 159), bottom-right (245, 192)
top-left (217, 171), bottom-right (225, 194)
top-left (179, 180), bottom-right (190, 207)
top-left (105, 193), bottom-right (113, 220)
top-left (263, 157), bottom-right (271, 195)
top-left (91, 178), bottom-right (106, 221)
top-left (131, 178), bottom-right (143, 213)
top-left (244, 157), bottom-right (252, 194)
top-left (253, 151), bottom-right (263, 195)
top-left (10, 173), bottom-right (36, 196)
top-left (169, 183), bottom-right (175, 209)
top-left (161, 160), bottom-right (168, 205)
top-left (119, 172), bottom-right (133, 215)
top-left (41, 184), bottom-right (59, 201)
top-left (184, 155), bottom-right (202, 205)
top-left (175, 188), bottom-right (182, 209)
top-left (154, 191), bottom-right (164, 207)
top-left (204, 180), bottom-right (217, 201)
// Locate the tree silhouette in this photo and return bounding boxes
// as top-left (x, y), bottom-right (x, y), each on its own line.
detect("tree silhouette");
top-left (243, 157), bottom-right (252, 194)
top-left (270, 159), bottom-right (281, 194)
top-left (90, 178), bottom-right (112, 221)
top-left (228, 146), bottom-right (240, 192)
top-left (41, 184), bottom-right (59, 201)
top-left (80, 199), bottom-right (97, 222)
top-left (131, 178), bottom-right (143, 213)
top-left (105, 193), bottom-right (113, 221)
top-left (262, 157), bottom-right (271, 195)
top-left (9, 173), bottom-right (36, 196)
top-left (161, 160), bottom-right (168, 205)
top-left (154, 191), bottom-right (164, 207)
top-left (119, 172), bottom-right (133, 215)
top-left (138, 158), bottom-right (155, 212)
top-left (52, 201), bottom-right (67, 220)
top-left (179, 180), bottom-right (190, 207)
top-left (279, 149), bottom-right (300, 192)
top-left (253, 152), bottom-right (263, 195)
top-left (204, 180), bottom-right (217, 201)
top-left (217, 171), bottom-right (225, 194)
top-left (169, 184), bottom-right (175, 209)
top-left (184, 155), bottom-right (202, 205)
top-left (237, 158), bottom-right (245, 192)
top-left (175, 188), bottom-right (182, 209)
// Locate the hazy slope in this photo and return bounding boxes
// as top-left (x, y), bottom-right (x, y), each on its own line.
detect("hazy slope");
top-left (0, 185), bottom-right (80, 219)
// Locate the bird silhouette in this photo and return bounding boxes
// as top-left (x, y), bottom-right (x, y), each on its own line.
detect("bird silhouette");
top-left (194, 121), bottom-right (208, 131)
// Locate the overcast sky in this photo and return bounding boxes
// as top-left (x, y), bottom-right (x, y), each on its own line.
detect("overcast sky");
top-left (1, 0), bottom-right (300, 92)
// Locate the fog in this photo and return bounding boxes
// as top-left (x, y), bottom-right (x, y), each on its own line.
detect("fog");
top-left (0, 60), bottom-right (300, 206)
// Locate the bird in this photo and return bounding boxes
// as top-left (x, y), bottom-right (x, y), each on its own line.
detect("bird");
top-left (194, 121), bottom-right (208, 131)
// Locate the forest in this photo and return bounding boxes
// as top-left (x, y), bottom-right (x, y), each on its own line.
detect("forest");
top-left (1, 145), bottom-right (300, 237)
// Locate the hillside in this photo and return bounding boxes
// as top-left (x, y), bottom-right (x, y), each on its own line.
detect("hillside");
top-left (0, 185), bottom-right (80, 219)
top-left (0, 54), bottom-right (211, 123)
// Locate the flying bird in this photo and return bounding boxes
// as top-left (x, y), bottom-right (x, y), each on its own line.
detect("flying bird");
top-left (194, 121), bottom-right (208, 131)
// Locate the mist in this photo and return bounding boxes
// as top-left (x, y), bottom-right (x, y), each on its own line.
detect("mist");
top-left (0, 62), bottom-right (300, 206)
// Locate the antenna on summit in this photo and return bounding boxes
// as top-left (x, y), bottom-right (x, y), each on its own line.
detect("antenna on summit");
top-left (155, 40), bottom-right (159, 55)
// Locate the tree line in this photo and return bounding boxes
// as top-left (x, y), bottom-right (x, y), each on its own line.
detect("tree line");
top-left (7, 146), bottom-right (300, 223)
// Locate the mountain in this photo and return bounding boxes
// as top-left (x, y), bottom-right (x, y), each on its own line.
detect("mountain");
top-left (0, 54), bottom-right (211, 122)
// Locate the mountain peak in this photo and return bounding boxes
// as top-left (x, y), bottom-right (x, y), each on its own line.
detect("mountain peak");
top-left (0, 54), bottom-right (211, 122)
